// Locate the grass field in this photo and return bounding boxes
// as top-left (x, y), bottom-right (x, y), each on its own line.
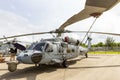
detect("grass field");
top-left (88, 51), bottom-right (120, 54)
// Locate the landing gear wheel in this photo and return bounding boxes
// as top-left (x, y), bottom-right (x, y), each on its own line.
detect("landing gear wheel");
top-left (38, 64), bottom-right (41, 67)
top-left (85, 53), bottom-right (88, 58)
top-left (35, 64), bottom-right (38, 67)
top-left (62, 60), bottom-right (68, 68)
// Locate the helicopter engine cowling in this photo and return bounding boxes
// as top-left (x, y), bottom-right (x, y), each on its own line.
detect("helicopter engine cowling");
top-left (64, 36), bottom-right (79, 45)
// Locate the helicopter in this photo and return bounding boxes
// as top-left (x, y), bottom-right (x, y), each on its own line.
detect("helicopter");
top-left (2, 30), bottom-right (120, 72)
top-left (0, 0), bottom-right (120, 72)
top-left (1, 32), bottom-right (89, 72)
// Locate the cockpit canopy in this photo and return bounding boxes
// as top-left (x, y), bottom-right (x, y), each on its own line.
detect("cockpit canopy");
top-left (27, 42), bottom-right (53, 52)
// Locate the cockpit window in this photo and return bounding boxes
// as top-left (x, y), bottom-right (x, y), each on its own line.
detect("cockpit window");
top-left (28, 42), bottom-right (46, 51)
top-left (33, 43), bottom-right (45, 51)
top-left (27, 43), bottom-right (37, 50)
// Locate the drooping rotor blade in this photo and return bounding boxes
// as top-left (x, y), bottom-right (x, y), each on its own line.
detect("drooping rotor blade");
top-left (0, 30), bottom-right (71, 40)
top-left (84, 31), bottom-right (120, 36)
top-left (64, 30), bottom-right (120, 36)
top-left (59, 0), bottom-right (120, 31)
top-left (1, 30), bottom-right (120, 41)
top-left (0, 32), bottom-right (51, 40)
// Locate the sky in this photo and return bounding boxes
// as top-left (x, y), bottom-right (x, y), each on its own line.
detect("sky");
top-left (0, 0), bottom-right (120, 44)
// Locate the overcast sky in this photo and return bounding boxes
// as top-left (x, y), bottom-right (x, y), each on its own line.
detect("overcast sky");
top-left (0, 0), bottom-right (120, 44)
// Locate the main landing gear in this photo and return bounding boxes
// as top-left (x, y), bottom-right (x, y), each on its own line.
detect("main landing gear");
top-left (85, 53), bottom-right (88, 58)
top-left (62, 59), bottom-right (68, 68)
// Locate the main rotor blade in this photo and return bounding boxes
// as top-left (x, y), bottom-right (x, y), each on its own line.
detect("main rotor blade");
top-left (0, 32), bottom-right (50, 40)
top-left (0, 30), bottom-right (72, 40)
top-left (66, 31), bottom-right (120, 36)
top-left (1, 30), bottom-right (120, 41)
top-left (58, 0), bottom-right (120, 31)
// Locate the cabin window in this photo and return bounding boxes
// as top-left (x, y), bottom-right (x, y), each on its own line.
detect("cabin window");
top-left (61, 42), bottom-right (68, 48)
top-left (45, 43), bottom-right (53, 52)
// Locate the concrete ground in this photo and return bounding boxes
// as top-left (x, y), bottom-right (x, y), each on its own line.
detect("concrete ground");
top-left (1, 55), bottom-right (120, 80)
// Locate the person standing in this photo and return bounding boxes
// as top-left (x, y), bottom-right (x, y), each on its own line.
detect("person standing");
top-left (9, 48), bottom-right (17, 61)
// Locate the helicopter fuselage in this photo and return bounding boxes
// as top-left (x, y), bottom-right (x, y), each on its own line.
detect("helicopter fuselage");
top-left (17, 37), bottom-right (88, 65)
top-left (7, 37), bottom-right (88, 72)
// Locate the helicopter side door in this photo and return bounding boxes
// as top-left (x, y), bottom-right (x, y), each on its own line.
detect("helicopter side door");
top-left (65, 44), bottom-right (79, 59)
top-left (52, 43), bottom-right (63, 59)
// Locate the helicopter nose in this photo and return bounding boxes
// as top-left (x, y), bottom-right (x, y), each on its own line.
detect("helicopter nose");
top-left (17, 56), bottom-right (22, 62)
top-left (31, 53), bottom-right (42, 64)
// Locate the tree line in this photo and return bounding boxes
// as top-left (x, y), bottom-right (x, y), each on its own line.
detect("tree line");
top-left (91, 37), bottom-right (120, 49)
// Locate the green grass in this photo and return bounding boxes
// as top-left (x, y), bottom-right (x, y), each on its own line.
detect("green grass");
top-left (88, 51), bottom-right (120, 54)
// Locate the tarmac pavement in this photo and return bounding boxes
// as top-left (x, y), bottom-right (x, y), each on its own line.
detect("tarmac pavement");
top-left (1, 55), bottom-right (120, 80)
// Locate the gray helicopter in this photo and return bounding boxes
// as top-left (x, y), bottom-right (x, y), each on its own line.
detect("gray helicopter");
top-left (0, 0), bottom-right (120, 72)
top-left (2, 32), bottom-right (89, 72)
top-left (3, 30), bottom-right (120, 72)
